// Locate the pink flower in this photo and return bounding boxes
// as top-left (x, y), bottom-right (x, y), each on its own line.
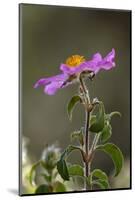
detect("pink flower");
top-left (34, 49), bottom-right (115, 95)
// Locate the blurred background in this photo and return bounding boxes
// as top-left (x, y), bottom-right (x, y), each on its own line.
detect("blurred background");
top-left (20, 4), bottom-right (131, 193)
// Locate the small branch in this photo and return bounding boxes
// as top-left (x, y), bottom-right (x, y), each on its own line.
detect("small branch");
top-left (79, 75), bottom-right (90, 105)
top-left (79, 75), bottom-right (87, 95)
top-left (89, 134), bottom-right (100, 155)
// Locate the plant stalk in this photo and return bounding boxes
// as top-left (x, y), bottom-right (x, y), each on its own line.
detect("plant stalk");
top-left (84, 109), bottom-right (90, 190)
top-left (79, 75), bottom-right (91, 190)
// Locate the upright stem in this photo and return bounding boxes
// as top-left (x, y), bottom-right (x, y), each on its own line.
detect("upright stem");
top-left (84, 109), bottom-right (90, 190)
top-left (85, 110), bottom-right (90, 158)
top-left (79, 75), bottom-right (91, 190)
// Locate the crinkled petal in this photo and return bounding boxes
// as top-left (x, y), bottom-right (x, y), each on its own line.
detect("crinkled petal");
top-left (80, 53), bottom-right (102, 74)
top-left (44, 81), bottom-right (64, 95)
top-left (60, 63), bottom-right (82, 75)
top-left (34, 73), bottom-right (68, 88)
top-left (34, 78), bottom-right (50, 88)
top-left (100, 48), bottom-right (115, 70)
top-left (59, 53), bottom-right (102, 75)
top-left (60, 49), bottom-right (115, 75)
top-left (44, 78), bottom-right (72, 95)
top-left (34, 73), bottom-right (71, 95)
top-left (92, 52), bottom-right (102, 62)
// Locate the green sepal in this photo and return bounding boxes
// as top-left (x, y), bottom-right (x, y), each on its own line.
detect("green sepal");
top-left (67, 95), bottom-right (81, 121)
top-left (96, 143), bottom-right (124, 176)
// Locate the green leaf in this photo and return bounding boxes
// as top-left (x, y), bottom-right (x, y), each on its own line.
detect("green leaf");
top-left (100, 123), bottom-right (112, 143)
top-left (53, 181), bottom-right (66, 192)
top-left (29, 161), bottom-right (40, 186)
top-left (67, 95), bottom-right (81, 120)
top-left (57, 159), bottom-right (69, 181)
top-left (106, 111), bottom-right (121, 122)
top-left (92, 179), bottom-right (109, 189)
top-left (61, 145), bottom-right (83, 160)
top-left (90, 102), bottom-right (105, 133)
top-left (68, 164), bottom-right (84, 177)
top-left (57, 145), bottom-right (84, 181)
top-left (90, 115), bottom-right (96, 125)
top-left (71, 129), bottom-right (84, 146)
top-left (109, 111), bottom-right (121, 118)
top-left (91, 169), bottom-right (108, 182)
top-left (35, 184), bottom-right (52, 194)
top-left (96, 143), bottom-right (124, 176)
top-left (88, 169), bottom-right (109, 189)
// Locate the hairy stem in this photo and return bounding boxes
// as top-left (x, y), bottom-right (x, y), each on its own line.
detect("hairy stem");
top-left (84, 110), bottom-right (90, 190)
top-left (90, 133), bottom-right (100, 154)
top-left (79, 75), bottom-right (90, 105)
top-left (79, 75), bottom-right (91, 190)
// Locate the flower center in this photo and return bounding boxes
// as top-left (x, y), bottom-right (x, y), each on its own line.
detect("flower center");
top-left (65, 55), bottom-right (85, 67)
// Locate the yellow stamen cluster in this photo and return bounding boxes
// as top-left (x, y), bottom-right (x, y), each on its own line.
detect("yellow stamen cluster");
top-left (65, 55), bottom-right (85, 67)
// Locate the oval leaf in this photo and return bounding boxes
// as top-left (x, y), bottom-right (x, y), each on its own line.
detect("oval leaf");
top-left (68, 164), bottom-right (84, 177)
top-left (53, 181), bottom-right (66, 192)
top-left (91, 169), bottom-right (108, 182)
top-left (57, 159), bottom-right (69, 181)
top-left (90, 102), bottom-right (105, 133)
top-left (57, 145), bottom-right (84, 180)
top-left (100, 123), bottom-right (112, 143)
top-left (35, 184), bottom-right (52, 194)
top-left (67, 95), bottom-right (81, 121)
top-left (88, 169), bottom-right (109, 189)
top-left (92, 179), bottom-right (109, 189)
top-left (96, 143), bottom-right (124, 176)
